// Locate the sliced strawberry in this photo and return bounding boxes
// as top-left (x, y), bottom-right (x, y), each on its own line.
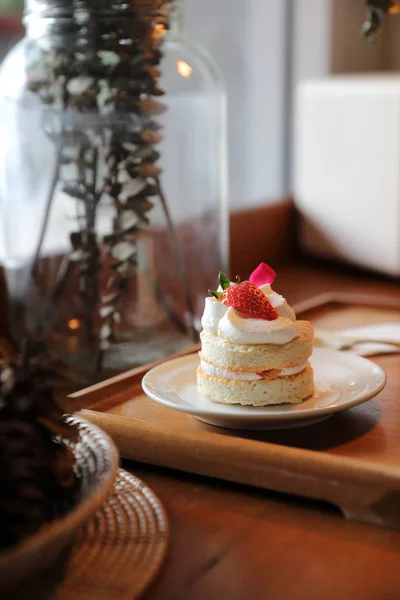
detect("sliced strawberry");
top-left (221, 281), bottom-right (278, 320)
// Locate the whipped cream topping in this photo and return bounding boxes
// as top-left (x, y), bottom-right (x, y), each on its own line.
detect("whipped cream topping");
top-left (201, 297), bottom-right (228, 334)
top-left (200, 359), bottom-right (308, 381)
top-left (201, 284), bottom-right (299, 345)
top-left (218, 308), bottom-right (299, 345)
top-left (260, 285), bottom-right (296, 322)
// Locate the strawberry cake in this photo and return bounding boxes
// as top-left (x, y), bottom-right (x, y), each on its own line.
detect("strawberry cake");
top-left (197, 263), bottom-right (314, 406)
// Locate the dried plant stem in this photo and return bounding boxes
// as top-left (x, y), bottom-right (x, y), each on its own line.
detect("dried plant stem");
top-left (155, 177), bottom-right (198, 342)
top-left (35, 255), bottom-right (73, 335)
top-left (20, 140), bottom-right (63, 331)
top-left (21, 3), bottom-right (180, 379)
top-left (152, 278), bottom-right (188, 335)
top-left (28, 145), bottom-right (101, 341)
top-left (89, 147), bottom-right (99, 229)
top-left (81, 147), bottom-right (100, 344)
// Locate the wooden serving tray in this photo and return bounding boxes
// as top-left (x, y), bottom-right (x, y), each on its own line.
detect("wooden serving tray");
top-left (75, 293), bottom-right (400, 530)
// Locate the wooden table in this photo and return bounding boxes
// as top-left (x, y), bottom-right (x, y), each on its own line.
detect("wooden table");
top-left (125, 260), bottom-right (400, 600)
top-left (131, 463), bottom-right (400, 600)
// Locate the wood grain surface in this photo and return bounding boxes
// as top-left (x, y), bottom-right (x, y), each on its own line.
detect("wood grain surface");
top-left (131, 463), bottom-right (400, 600)
top-left (76, 263), bottom-right (400, 532)
top-left (135, 261), bottom-right (400, 600)
top-left (72, 260), bottom-right (400, 600)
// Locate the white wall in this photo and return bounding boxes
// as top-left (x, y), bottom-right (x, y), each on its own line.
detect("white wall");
top-left (292, 0), bottom-right (332, 85)
top-left (185, 0), bottom-right (290, 209)
top-left (290, 0), bottom-right (332, 186)
top-left (291, 0), bottom-right (385, 84)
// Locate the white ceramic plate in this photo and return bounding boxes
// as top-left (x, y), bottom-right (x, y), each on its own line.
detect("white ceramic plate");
top-left (142, 348), bottom-right (386, 430)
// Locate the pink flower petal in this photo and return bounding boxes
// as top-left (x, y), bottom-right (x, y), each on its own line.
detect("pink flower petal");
top-left (249, 262), bottom-right (276, 286)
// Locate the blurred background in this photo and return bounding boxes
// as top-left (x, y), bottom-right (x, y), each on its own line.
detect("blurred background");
top-left (1, 0), bottom-right (400, 282)
top-left (0, 0), bottom-right (394, 208)
top-left (0, 0), bottom-right (23, 57)
top-left (3, 0), bottom-right (399, 210)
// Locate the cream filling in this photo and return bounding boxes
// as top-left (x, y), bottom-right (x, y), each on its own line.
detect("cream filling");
top-left (200, 359), bottom-right (308, 381)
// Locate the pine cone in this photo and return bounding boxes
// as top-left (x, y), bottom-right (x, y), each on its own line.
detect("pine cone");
top-left (0, 362), bottom-right (78, 549)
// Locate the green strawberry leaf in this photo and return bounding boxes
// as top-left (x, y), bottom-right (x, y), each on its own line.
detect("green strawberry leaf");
top-left (218, 272), bottom-right (231, 290)
top-left (209, 289), bottom-right (222, 300)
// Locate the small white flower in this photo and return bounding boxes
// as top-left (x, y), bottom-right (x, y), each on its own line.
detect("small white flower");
top-left (119, 210), bottom-right (140, 230)
top-left (122, 142), bottom-right (137, 153)
top-left (67, 76), bottom-right (94, 95)
top-left (111, 241), bottom-right (137, 262)
top-left (100, 323), bottom-right (113, 340)
top-left (101, 292), bottom-right (118, 304)
top-left (70, 249), bottom-right (89, 261)
top-left (98, 51), bottom-right (120, 66)
top-left (119, 178), bottom-right (146, 201)
top-left (100, 306), bottom-right (114, 318)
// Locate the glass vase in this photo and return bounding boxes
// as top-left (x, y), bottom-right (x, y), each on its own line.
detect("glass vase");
top-left (0, 0), bottom-right (228, 389)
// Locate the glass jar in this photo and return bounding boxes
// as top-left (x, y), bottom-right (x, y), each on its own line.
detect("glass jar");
top-left (0, 0), bottom-right (228, 389)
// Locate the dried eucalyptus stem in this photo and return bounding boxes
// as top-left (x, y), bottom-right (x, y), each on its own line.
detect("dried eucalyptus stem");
top-left (96, 4), bottom-right (172, 370)
top-left (24, 0), bottom-right (196, 375)
top-left (363, 0), bottom-right (400, 41)
top-left (155, 176), bottom-right (197, 340)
